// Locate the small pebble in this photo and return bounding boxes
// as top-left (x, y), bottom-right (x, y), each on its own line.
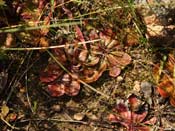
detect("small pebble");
top-left (140, 81), bottom-right (153, 105)
top-left (140, 81), bottom-right (152, 98)
top-left (73, 113), bottom-right (85, 121)
top-left (117, 76), bottom-right (123, 82)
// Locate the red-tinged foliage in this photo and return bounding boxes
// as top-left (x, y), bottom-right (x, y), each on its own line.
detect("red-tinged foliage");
top-left (108, 96), bottom-right (157, 131)
top-left (128, 94), bottom-right (143, 111)
top-left (38, 2), bottom-right (131, 97)
top-left (40, 47), bottom-right (81, 96)
top-left (40, 64), bottom-right (63, 83)
top-left (153, 54), bottom-right (175, 107)
top-left (79, 30), bottom-right (131, 78)
top-left (44, 73), bottom-right (80, 97)
top-left (48, 84), bottom-right (65, 97)
top-left (40, 28), bottom-right (131, 96)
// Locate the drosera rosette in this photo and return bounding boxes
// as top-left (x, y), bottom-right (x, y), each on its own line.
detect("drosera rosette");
top-left (40, 46), bottom-right (82, 97)
top-left (40, 27), bottom-right (132, 97)
top-left (108, 95), bottom-right (157, 131)
top-left (78, 28), bottom-right (131, 80)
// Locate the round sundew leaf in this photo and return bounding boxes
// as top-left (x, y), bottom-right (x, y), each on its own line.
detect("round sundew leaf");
top-left (112, 52), bottom-right (132, 66)
top-left (52, 48), bottom-right (67, 63)
top-left (128, 94), bottom-right (142, 112)
top-left (109, 66), bottom-right (121, 77)
top-left (40, 72), bottom-right (59, 83)
top-left (65, 80), bottom-right (80, 96)
top-left (79, 50), bottom-right (88, 62)
top-left (82, 61), bottom-right (107, 83)
top-left (106, 54), bottom-right (118, 66)
top-left (62, 74), bottom-right (71, 85)
top-left (89, 29), bottom-right (99, 40)
top-left (85, 55), bottom-right (100, 66)
top-left (48, 84), bottom-right (65, 97)
top-left (108, 114), bottom-right (119, 123)
top-left (40, 64), bottom-right (63, 83)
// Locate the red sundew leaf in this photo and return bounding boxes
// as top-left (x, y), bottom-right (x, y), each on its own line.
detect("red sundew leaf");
top-left (52, 49), bottom-right (67, 63)
top-left (82, 69), bottom-right (101, 83)
top-left (108, 114), bottom-right (129, 128)
top-left (62, 74), bottom-right (71, 85)
top-left (109, 101), bottom-right (156, 131)
top-left (112, 52), bottom-right (132, 66)
top-left (82, 61), bottom-right (107, 83)
top-left (40, 64), bottom-right (63, 83)
top-left (115, 103), bottom-right (147, 123)
top-left (48, 84), bottom-right (65, 97)
top-left (101, 28), bottom-right (115, 38)
top-left (40, 72), bottom-right (58, 83)
top-left (109, 66), bottom-right (121, 77)
top-left (100, 33), bottom-right (111, 46)
top-left (106, 54), bottom-right (119, 66)
top-left (132, 112), bottom-right (147, 123)
top-left (128, 94), bottom-right (142, 111)
top-left (157, 87), bottom-right (169, 98)
top-left (20, 12), bottom-right (33, 20)
top-left (79, 50), bottom-right (88, 62)
top-left (86, 55), bottom-right (100, 66)
top-left (157, 79), bottom-right (173, 98)
top-left (108, 114), bottom-right (120, 123)
top-left (75, 26), bottom-right (85, 42)
top-left (115, 103), bottom-right (128, 113)
top-left (120, 111), bottom-right (132, 122)
top-left (107, 52), bottom-right (131, 68)
top-left (89, 30), bottom-right (99, 40)
top-left (144, 117), bottom-right (157, 125)
top-left (38, 0), bottom-right (46, 12)
top-left (65, 80), bottom-right (80, 96)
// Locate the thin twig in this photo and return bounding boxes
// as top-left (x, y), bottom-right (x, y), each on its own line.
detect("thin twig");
top-left (1, 39), bottom-right (101, 51)
top-left (0, 21), bottom-right (81, 33)
top-left (18, 118), bottom-right (116, 130)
